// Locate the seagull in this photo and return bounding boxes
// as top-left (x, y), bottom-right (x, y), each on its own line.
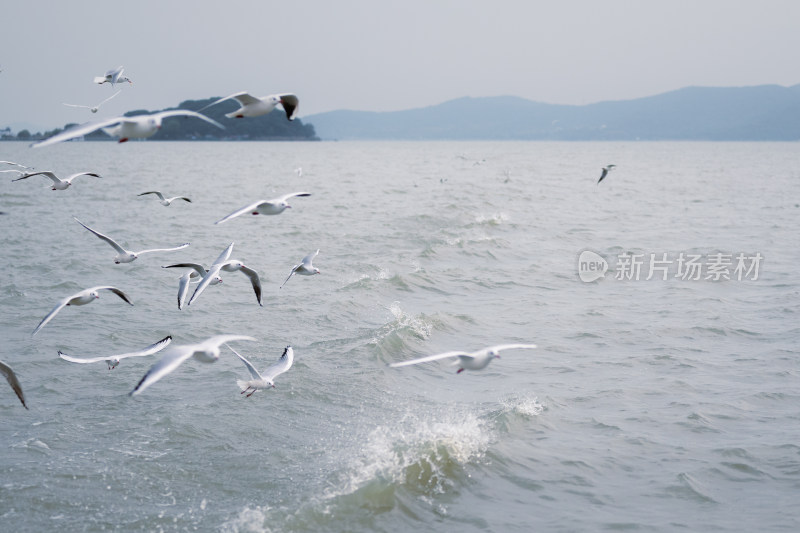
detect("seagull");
top-left (93, 66), bottom-right (133, 86)
top-left (214, 192), bottom-right (311, 224)
top-left (294, 167), bottom-right (302, 177)
top-left (185, 243), bottom-right (263, 307)
top-left (597, 164), bottom-right (616, 184)
top-left (138, 191), bottom-right (192, 206)
top-left (32, 286), bottom-right (134, 336)
top-left (129, 335), bottom-right (256, 396)
top-left (201, 91), bottom-right (299, 120)
top-left (280, 250), bottom-right (320, 288)
top-left (64, 90), bottom-right (121, 113)
top-left (1, 160), bottom-right (34, 170)
top-left (58, 336), bottom-right (172, 370)
top-left (229, 345), bottom-right (294, 397)
top-left (162, 263), bottom-right (223, 310)
top-left (389, 344), bottom-right (537, 373)
top-left (31, 110), bottom-right (224, 147)
top-left (0, 360), bottom-right (28, 409)
top-left (74, 217), bottom-right (189, 264)
top-left (12, 171), bottom-right (101, 191)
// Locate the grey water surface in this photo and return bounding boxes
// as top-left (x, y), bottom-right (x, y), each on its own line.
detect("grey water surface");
top-left (1, 141), bottom-right (798, 532)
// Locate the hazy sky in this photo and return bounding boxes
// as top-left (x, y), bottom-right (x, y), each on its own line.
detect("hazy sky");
top-left (2, 0), bottom-right (799, 131)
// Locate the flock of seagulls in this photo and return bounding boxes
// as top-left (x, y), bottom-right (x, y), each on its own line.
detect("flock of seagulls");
top-left (1, 63), bottom-right (554, 409)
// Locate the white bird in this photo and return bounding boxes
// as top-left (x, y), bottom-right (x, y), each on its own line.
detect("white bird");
top-left (230, 345), bottom-right (294, 397)
top-left (58, 336), bottom-right (172, 370)
top-left (31, 110), bottom-right (224, 147)
top-left (74, 217), bottom-right (189, 264)
top-left (0, 360), bottom-right (28, 409)
top-left (389, 344), bottom-right (537, 373)
top-left (32, 286), bottom-right (134, 336)
top-left (597, 164), bottom-right (616, 184)
top-left (64, 90), bottom-right (121, 113)
top-left (201, 91), bottom-right (299, 120)
top-left (12, 170), bottom-right (101, 190)
top-left (129, 335), bottom-right (256, 396)
top-left (186, 243), bottom-right (263, 307)
top-left (138, 191), bottom-right (192, 206)
top-left (214, 192), bottom-right (311, 224)
top-left (294, 167), bottom-right (302, 177)
top-left (280, 249), bottom-right (320, 288)
top-left (1, 160), bottom-right (34, 170)
top-left (94, 66), bottom-right (132, 86)
top-left (162, 263), bottom-right (224, 310)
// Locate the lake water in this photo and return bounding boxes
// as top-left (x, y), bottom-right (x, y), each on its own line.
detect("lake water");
top-left (1, 140), bottom-right (798, 532)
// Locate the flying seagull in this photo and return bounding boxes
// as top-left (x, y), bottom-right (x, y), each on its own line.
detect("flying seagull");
top-left (94, 66), bottom-right (132, 86)
top-left (74, 217), bottom-right (189, 264)
top-left (389, 344), bottom-right (537, 373)
top-left (597, 164), bottom-right (616, 184)
top-left (12, 171), bottom-right (101, 191)
top-left (0, 360), bottom-right (28, 409)
top-left (31, 110), bottom-right (223, 147)
top-left (184, 243), bottom-right (263, 307)
top-left (138, 191), bottom-right (192, 206)
top-left (201, 91), bottom-right (299, 120)
top-left (230, 345), bottom-right (294, 397)
top-left (214, 192), bottom-right (311, 224)
top-left (64, 90), bottom-right (121, 113)
top-left (32, 286), bottom-right (134, 336)
top-left (162, 263), bottom-right (223, 310)
top-left (129, 335), bottom-right (256, 396)
top-left (58, 336), bottom-right (172, 370)
top-left (280, 249), bottom-right (320, 289)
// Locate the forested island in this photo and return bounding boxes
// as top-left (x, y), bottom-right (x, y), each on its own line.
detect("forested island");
top-left (1, 96), bottom-right (319, 142)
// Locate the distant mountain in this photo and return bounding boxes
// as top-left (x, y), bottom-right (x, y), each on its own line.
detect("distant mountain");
top-left (304, 85), bottom-right (800, 141)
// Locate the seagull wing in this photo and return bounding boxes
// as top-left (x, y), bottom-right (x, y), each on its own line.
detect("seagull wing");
top-left (162, 263), bottom-right (207, 277)
top-left (228, 345), bottom-right (263, 380)
top-left (279, 265), bottom-right (300, 289)
top-left (302, 249), bottom-right (319, 266)
top-left (98, 90), bottom-right (122, 107)
top-left (214, 200), bottom-right (268, 224)
top-left (138, 191), bottom-right (166, 201)
top-left (197, 91), bottom-right (254, 112)
top-left (597, 168), bottom-right (608, 184)
top-left (483, 343), bottom-right (538, 354)
top-left (30, 117), bottom-right (125, 148)
top-left (12, 171), bottom-right (61, 184)
top-left (187, 243), bottom-right (234, 306)
top-left (263, 346), bottom-right (294, 381)
top-left (176, 271), bottom-right (192, 310)
top-left (59, 335), bottom-right (172, 364)
top-left (129, 346), bottom-right (196, 396)
top-left (93, 286), bottom-right (134, 306)
top-left (389, 351), bottom-right (470, 368)
top-left (277, 191), bottom-right (312, 202)
top-left (65, 172), bottom-right (102, 183)
top-left (73, 217), bottom-right (126, 254)
top-left (0, 360), bottom-right (28, 409)
top-left (32, 295), bottom-right (72, 336)
top-left (133, 243), bottom-right (190, 256)
top-left (236, 264), bottom-right (263, 306)
top-left (151, 110), bottom-right (224, 130)
top-left (277, 94), bottom-right (299, 120)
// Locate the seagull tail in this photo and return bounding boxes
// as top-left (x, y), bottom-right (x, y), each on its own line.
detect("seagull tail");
top-left (236, 379), bottom-right (250, 392)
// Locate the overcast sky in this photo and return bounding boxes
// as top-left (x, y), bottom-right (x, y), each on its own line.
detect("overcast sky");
top-left (2, 0), bottom-right (799, 131)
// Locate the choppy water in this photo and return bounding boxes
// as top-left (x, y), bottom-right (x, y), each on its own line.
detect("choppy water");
top-left (1, 140), bottom-right (798, 532)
